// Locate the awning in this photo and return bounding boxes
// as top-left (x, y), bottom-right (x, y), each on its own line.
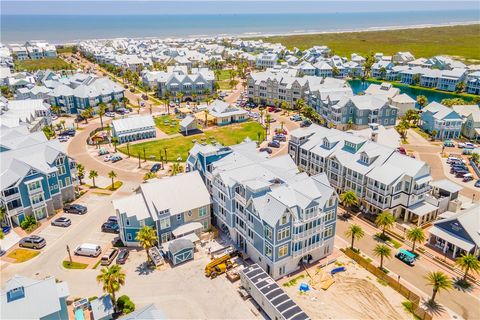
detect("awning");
top-left (172, 221), bottom-right (203, 238)
top-left (429, 226), bottom-right (475, 252)
top-left (407, 201), bottom-right (438, 217)
top-left (415, 176), bottom-right (433, 185)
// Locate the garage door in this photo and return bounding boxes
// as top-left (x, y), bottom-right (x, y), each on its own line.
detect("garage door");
top-left (174, 250), bottom-right (193, 265)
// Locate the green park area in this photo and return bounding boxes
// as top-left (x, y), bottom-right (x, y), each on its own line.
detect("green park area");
top-left (258, 24), bottom-right (480, 63)
top-left (119, 121), bottom-right (264, 162)
top-left (215, 69), bottom-right (237, 90)
top-left (154, 114), bottom-right (183, 135)
top-left (15, 57), bottom-right (73, 71)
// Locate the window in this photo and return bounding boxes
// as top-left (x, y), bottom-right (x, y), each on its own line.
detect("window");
top-left (278, 244), bottom-right (289, 258)
top-left (395, 182), bottom-right (402, 192)
top-left (65, 177), bottom-right (71, 186)
top-left (31, 194), bottom-right (44, 205)
top-left (323, 226), bottom-right (334, 238)
top-left (199, 206), bottom-right (207, 217)
top-left (264, 244), bottom-right (272, 258)
top-left (161, 232), bottom-right (171, 243)
top-left (203, 220), bottom-right (209, 230)
top-left (126, 234), bottom-right (132, 241)
top-left (264, 226), bottom-right (273, 240)
top-left (279, 266), bottom-right (286, 276)
top-left (28, 180), bottom-right (41, 191)
top-left (277, 227), bottom-right (290, 241)
top-left (176, 214), bottom-right (182, 221)
top-left (328, 197), bottom-right (335, 207)
top-left (57, 165), bottom-right (66, 176)
top-left (160, 217), bottom-right (171, 230)
top-left (325, 210), bottom-right (335, 222)
top-left (280, 215), bottom-right (287, 225)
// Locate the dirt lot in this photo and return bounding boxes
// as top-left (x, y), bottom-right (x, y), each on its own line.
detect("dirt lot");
top-left (280, 254), bottom-right (411, 320)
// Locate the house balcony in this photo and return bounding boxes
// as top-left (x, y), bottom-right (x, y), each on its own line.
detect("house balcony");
top-left (31, 200), bottom-right (46, 209)
top-left (414, 185), bottom-right (432, 195)
top-left (346, 175), bottom-right (364, 185)
top-left (28, 187), bottom-right (43, 196)
top-left (365, 196), bottom-right (389, 210)
top-left (2, 192), bottom-right (21, 202)
top-left (366, 184), bottom-right (390, 196)
top-left (292, 241), bottom-right (323, 258)
top-left (292, 225), bottom-right (324, 241)
top-left (6, 207), bottom-right (24, 218)
top-left (235, 193), bottom-right (246, 206)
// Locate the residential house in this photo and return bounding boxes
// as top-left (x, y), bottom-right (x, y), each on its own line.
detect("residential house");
top-left (392, 52), bottom-right (415, 65)
top-left (0, 126), bottom-right (77, 226)
top-left (371, 61), bottom-right (394, 79)
top-left (466, 71), bottom-right (480, 95)
top-left (1, 275), bottom-right (69, 320)
top-left (111, 115), bottom-right (156, 144)
top-left (256, 53), bottom-right (278, 69)
top-left (187, 141), bottom-right (338, 279)
top-left (420, 102), bottom-right (463, 139)
top-left (364, 82), bottom-right (416, 116)
top-left (288, 124), bottom-right (439, 226)
top-left (0, 99), bottom-right (51, 132)
top-left (199, 99), bottom-right (248, 126)
top-left (113, 171), bottom-right (211, 247)
top-left (451, 105), bottom-right (480, 140)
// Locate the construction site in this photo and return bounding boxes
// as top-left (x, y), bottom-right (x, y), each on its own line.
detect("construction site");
top-left (278, 253), bottom-right (413, 320)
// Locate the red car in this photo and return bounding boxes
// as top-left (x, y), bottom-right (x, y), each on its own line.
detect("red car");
top-left (275, 128), bottom-right (288, 135)
top-left (267, 106), bottom-right (276, 112)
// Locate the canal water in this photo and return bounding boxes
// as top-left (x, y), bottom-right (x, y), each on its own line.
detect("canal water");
top-left (348, 80), bottom-right (474, 105)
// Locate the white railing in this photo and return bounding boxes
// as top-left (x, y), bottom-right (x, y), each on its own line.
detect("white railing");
top-left (292, 242), bottom-right (323, 257)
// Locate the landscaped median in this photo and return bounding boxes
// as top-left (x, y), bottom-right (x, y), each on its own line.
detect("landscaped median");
top-left (118, 121), bottom-right (265, 162)
top-left (7, 248), bottom-right (40, 263)
top-left (63, 260), bottom-right (88, 269)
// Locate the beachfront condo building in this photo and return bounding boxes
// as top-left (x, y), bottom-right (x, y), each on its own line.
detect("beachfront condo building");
top-left (0, 126), bottom-right (78, 227)
top-left (288, 124), bottom-right (440, 226)
top-left (187, 141), bottom-right (338, 279)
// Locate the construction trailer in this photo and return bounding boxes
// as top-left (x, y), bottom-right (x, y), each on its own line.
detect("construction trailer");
top-left (240, 264), bottom-right (310, 320)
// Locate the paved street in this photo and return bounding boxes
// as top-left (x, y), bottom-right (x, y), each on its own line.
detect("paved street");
top-left (335, 210), bottom-right (480, 319)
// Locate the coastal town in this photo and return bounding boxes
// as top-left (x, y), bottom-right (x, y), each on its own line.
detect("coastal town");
top-left (1, 17), bottom-right (480, 320)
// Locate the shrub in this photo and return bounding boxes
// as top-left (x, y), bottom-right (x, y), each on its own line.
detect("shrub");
top-left (88, 296), bottom-right (98, 302)
top-left (20, 215), bottom-right (38, 231)
top-left (117, 295), bottom-right (130, 310)
top-left (117, 295), bottom-right (135, 314)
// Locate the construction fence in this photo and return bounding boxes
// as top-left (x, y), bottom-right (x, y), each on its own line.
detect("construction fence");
top-left (343, 248), bottom-right (433, 320)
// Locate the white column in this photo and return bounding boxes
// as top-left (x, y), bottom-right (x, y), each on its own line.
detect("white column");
top-left (404, 211), bottom-right (409, 222)
top-left (453, 245), bottom-right (458, 258)
top-left (443, 241), bottom-right (448, 253)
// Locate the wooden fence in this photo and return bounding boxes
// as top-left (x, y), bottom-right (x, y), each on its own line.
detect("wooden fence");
top-left (343, 248), bottom-right (433, 320)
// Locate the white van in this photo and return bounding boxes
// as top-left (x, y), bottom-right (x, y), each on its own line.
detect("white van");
top-left (74, 243), bottom-right (102, 257)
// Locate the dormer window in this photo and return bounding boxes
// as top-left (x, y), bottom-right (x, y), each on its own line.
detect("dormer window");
top-left (360, 154), bottom-right (370, 164)
top-left (322, 138), bottom-right (330, 149)
top-left (7, 287), bottom-right (25, 302)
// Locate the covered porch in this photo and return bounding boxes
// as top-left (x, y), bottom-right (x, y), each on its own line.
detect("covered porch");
top-left (400, 201), bottom-right (439, 226)
top-left (428, 225), bottom-right (478, 259)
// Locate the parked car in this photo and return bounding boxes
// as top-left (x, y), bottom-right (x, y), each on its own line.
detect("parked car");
top-left (268, 140), bottom-right (281, 148)
top-left (290, 114), bottom-right (302, 121)
top-left (455, 170), bottom-right (469, 178)
top-left (267, 106), bottom-right (276, 112)
top-left (58, 136), bottom-right (69, 143)
top-left (64, 204), bottom-right (87, 214)
top-left (111, 155), bottom-right (122, 163)
top-left (475, 180), bottom-right (480, 188)
top-left (59, 129), bottom-right (76, 137)
top-left (451, 167), bottom-right (467, 174)
top-left (464, 142), bottom-right (477, 149)
top-left (274, 128), bottom-right (288, 135)
top-left (101, 248), bottom-right (119, 266)
top-left (457, 142), bottom-right (466, 148)
top-left (396, 147), bottom-right (407, 155)
top-left (443, 140), bottom-right (455, 147)
top-left (300, 120), bottom-right (312, 127)
top-left (105, 112), bottom-right (116, 117)
top-left (447, 157), bottom-right (464, 164)
top-left (150, 163), bottom-right (161, 172)
top-left (463, 173), bottom-right (474, 182)
top-left (107, 216), bottom-right (118, 224)
top-left (75, 243), bottom-right (102, 257)
top-left (395, 249), bottom-right (415, 266)
top-left (273, 134), bottom-right (286, 142)
top-left (116, 249), bottom-right (130, 264)
top-left (101, 221), bottom-right (120, 233)
top-left (19, 235), bottom-right (46, 249)
top-left (51, 217), bottom-right (72, 227)
top-left (98, 149), bottom-right (109, 156)
top-left (259, 147), bottom-right (272, 154)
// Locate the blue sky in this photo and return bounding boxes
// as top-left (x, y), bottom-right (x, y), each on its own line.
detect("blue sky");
top-left (2, 1), bottom-right (479, 15)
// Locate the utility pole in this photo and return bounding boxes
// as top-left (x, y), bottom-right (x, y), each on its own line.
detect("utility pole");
top-left (66, 245), bottom-right (72, 263)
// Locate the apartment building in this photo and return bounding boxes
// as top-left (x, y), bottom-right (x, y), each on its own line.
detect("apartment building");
top-left (0, 99), bottom-right (51, 132)
top-left (288, 124), bottom-right (439, 226)
top-left (187, 141), bottom-right (338, 279)
top-left (0, 127), bottom-right (77, 227)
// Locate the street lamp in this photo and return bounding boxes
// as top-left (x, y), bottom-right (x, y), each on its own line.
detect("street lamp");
top-left (473, 194), bottom-right (476, 204)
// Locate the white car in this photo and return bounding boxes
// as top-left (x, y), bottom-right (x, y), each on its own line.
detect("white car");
top-left (105, 112), bottom-right (115, 117)
top-left (104, 155), bottom-right (112, 162)
top-left (58, 136), bottom-right (69, 143)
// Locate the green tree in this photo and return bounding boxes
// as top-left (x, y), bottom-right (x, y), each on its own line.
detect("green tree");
top-left (405, 226), bottom-right (426, 253)
top-left (88, 170), bottom-right (98, 188)
top-left (229, 79), bottom-right (239, 90)
top-left (42, 126), bottom-right (55, 140)
top-left (96, 264), bottom-right (126, 311)
top-left (416, 95), bottom-right (428, 109)
top-left (345, 224), bottom-right (365, 250)
top-left (456, 253), bottom-right (480, 282)
top-left (425, 271), bottom-right (452, 304)
top-left (135, 226), bottom-right (158, 263)
top-left (441, 98), bottom-right (467, 107)
top-left (431, 130), bottom-right (438, 141)
top-left (332, 66), bottom-right (340, 77)
top-left (455, 81), bottom-right (465, 93)
top-left (203, 109), bottom-right (210, 128)
top-left (76, 164), bottom-right (85, 185)
top-left (265, 114), bottom-right (272, 136)
top-left (171, 163), bottom-right (183, 176)
top-left (108, 170), bottom-right (117, 189)
top-left (60, 120), bottom-right (66, 130)
top-left (375, 211), bottom-right (396, 238)
top-left (373, 244), bottom-right (392, 270)
top-left (339, 190), bottom-right (358, 214)
top-left (143, 172), bottom-right (157, 181)
top-left (471, 153), bottom-right (479, 164)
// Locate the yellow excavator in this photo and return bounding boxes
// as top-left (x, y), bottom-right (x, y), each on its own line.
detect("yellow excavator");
top-left (205, 250), bottom-right (239, 279)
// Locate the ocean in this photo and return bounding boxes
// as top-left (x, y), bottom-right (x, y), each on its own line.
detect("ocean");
top-left (1, 10), bottom-right (479, 44)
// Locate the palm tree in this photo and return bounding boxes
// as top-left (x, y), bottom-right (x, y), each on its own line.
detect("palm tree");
top-left (203, 109), bottom-right (209, 128)
top-left (135, 226), bottom-right (158, 263)
top-left (111, 137), bottom-right (119, 152)
top-left (345, 224), bottom-right (365, 250)
top-left (456, 253), bottom-right (480, 282)
top-left (104, 124), bottom-right (112, 137)
top-left (108, 170), bottom-right (117, 189)
top-left (375, 211), bottom-right (396, 238)
top-left (416, 95), bottom-right (428, 109)
top-left (339, 190), bottom-right (358, 214)
top-left (425, 271), bottom-right (452, 304)
top-left (171, 163), bottom-right (183, 176)
top-left (96, 264), bottom-right (126, 311)
top-left (121, 97), bottom-right (128, 108)
top-left (265, 114), bottom-right (272, 136)
top-left (373, 244), bottom-right (392, 270)
top-left (406, 226), bottom-right (426, 253)
top-left (229, 79), bottom-right (239, 90)
top-left (51, 105), bottom-right (62, 116)
top-left (98, 103), bottom-right (107, 129)
top-left (111, 99), bottom-right (119, 111)
top-left (88, 170), bottom-right (98, 188)
top-left (76, 164), bottom-right (85, 184)
top-left (60, 120), bottom-right (66, 130)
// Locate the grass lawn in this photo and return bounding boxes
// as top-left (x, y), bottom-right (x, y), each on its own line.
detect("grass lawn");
top-left (215, 69), bottom-right (236, 90)
top-left (106, 181), bottom-right (123, 191)
top-left (7, 249), bottom-right (40, 263)
top-left (154, 114), bottom-right (182, 135)
top-left (63, 260), bottom-right (88, 269)
top-left (119, 121), bottom-right (265, 162)
top-left (256, 24), bottom-right (480, 63)
top-left (15, 57), bottom-right (74, 71)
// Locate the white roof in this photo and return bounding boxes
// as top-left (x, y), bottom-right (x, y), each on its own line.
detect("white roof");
top-left (430, 179), bottom-right (463, 193)
top-left (112, 115), bottom-right (155, 133)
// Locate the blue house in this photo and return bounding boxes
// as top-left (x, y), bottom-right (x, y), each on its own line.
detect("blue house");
top-left (0, 127), bottom-right (77, 227)
top-left (113, 171), bottom-right (211, 250)
top-left (1, 275), bottom-right (69, 320)
top-left (420, 102), bottom-right (463, 140)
